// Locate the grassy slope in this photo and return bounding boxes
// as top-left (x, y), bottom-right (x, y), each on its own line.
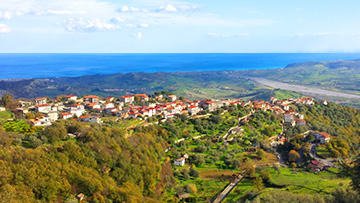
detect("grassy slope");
top-left (225, 167), bottom-right (350, 202)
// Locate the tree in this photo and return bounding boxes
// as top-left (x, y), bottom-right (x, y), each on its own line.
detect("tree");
top-left (263, 126), bottom-right (274, 136)
top-left (134, 95), bottom-right (140, 103)
top-left (343, 157), bottom-right (360, 192)
top-left (189, 168), bottom-right (199, 178)
top-left (288, 150), bottom-right (300, 163)
top-left (1, 94), bottom-right (12, 108)
top-left (331, 187), bottom-right (360, 203)
top-left (257, 149), bottom-right (266, 160)
top-left (259, 171), bottom-right (271, 183)
top-left (186, 183), bottom-right (197, 194)
top-left (253, 177), bottom-right (264, 191)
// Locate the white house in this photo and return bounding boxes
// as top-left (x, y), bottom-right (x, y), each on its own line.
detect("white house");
top-left (35, 97), bottom-right (47, 105)
top-left (44, 111), bottom-right (58, 122)
top-left (0, 107), bottom-right (5, 112)
top-left (168, 95), bottom-right (177, 102)
top-left (120, 95), bottom-right (134, 104)
top-left (188, 106), bottom-right (200, 116)
top-left (66, 95), bottom-right (78, 101)
top-left (35, 104), bottom-right (52, 113)
top-left (61, 113), bottom-right (73, 120)
top-left (70, 108), bottom-right (84, 117)
top-left (78, 115), bottom-right (102, 123)
top-left (174, 157), bottom-right (185, 166)
top-left (314, 132), bottom-right (331, 144)
top-left (84, 95), bottom-right (100, 103)
top-left (102, 103), bottom-right (115, 109)
top-left (281, 104), bottom-right (290, 111)
top-left (30, 117), bottom-right (51, 126)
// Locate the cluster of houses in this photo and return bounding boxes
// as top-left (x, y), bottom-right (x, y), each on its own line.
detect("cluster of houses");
top-left (307, 160), bottom-right (331, 172)
top-left (14, 93), bottom-right (244, 127)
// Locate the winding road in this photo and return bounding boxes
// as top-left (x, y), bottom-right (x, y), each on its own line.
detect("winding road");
top-left (310, 144), bottom-right (337, 168)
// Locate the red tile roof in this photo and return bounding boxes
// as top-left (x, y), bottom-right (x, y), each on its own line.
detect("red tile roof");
top-left (318, 132), bottom-right (331, 138)
top-left (35, 104), bottom-right (51, 107)
top-left (62, 113), bottom-right (72, 116)
top-left (66, 95), bottom-right (77, 98)
top-left (120, 95), bottom-right (134, 98)
top-left (134, 94), bottom-right (148, 98)
top-left (84, 95), bottom-right (99, 99)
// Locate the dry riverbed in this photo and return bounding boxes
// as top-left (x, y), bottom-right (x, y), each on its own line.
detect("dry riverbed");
top-left (249, 77), bottom-right (360, 100)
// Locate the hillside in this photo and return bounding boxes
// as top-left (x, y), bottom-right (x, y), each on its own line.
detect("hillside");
top-left (0, 71), bottom-right (260, 100)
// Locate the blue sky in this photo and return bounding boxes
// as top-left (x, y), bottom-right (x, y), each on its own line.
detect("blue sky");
top-left (1, 0), bottom-right (360, 53)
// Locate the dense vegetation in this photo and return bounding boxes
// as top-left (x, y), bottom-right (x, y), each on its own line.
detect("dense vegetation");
top-left (0, 120), bottom-right (172, 202)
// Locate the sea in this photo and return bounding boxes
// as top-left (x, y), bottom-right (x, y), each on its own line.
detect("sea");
top-left (1, 53), bottom-right (360, 79)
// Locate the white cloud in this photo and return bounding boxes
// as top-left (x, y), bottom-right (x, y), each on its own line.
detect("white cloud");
top-left (110, 17), bottom-right (125, 24)
top-left (207, 33), bottom-right (249, 37)
top-left (126, 23), bottom-right (149, 28)
top-left (0, 11), bottom-right (12, 20)
top-left (64, 18), bottom-right (119, 32)
top-left (134, 32), bottom-right (143, 39)
top-left (0, 24), bottom-right (11, 33)
top-left (45, 10), bottom-right (74, 15)
top-left (116, 6), bottom-right (148, 13)
top-left (156, 5), bottom-right (178, 12)
top-left (0, 0), bottom-right (113, 20)
top-left (116, 4), bottom-right (204, 14)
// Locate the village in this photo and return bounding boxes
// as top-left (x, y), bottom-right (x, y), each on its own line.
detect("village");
top-left (4, 92), bottom-right (333, 171)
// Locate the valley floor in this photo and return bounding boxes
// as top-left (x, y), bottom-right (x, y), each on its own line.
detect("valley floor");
top-left (249, 77), bottom-right (360, 100)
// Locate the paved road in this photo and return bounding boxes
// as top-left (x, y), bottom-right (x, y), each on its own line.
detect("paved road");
top-left (249, 77), bottom-right (360, 100)
top-left (310, 144), bottom-right (337, 168)
top-left (213, 175), bottom-right (243, 203)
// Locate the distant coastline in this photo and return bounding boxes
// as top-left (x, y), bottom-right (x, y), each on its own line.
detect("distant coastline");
top-left (1, 53), bottom-right (360, 79)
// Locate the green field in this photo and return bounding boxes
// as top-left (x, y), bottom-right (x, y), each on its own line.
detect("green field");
top-left (0, 111), bottom-right (13, 122)
top-left (224, 167), bottom-right (350, 202)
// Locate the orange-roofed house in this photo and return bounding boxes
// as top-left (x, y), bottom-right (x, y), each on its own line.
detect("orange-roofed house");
top-left (35, 104), bottom-right (52, 113)
top-left (296, 119), bottom-right (306, 126)
top-left (78, 115), bottom-right (102, 123)
top-left (200, 100), bottom-right (216, 112)
top-left (84, 95), bottom-right (100, 103)
top-left (66, 95), bottom-right (77, 101)
top-left (120, 95), bottom-right (134, 104)
top-left (188, 105), bottom-right (200, 115)
top-left (314, 132), bottom-right (331, 144)
top-left (168, 94), bottom-right (177, 102)
top-left (61, 113), bottom-right (73, 120)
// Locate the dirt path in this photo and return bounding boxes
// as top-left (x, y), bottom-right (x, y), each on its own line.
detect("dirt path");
top-left (248, 77), bottom-right (360, 100)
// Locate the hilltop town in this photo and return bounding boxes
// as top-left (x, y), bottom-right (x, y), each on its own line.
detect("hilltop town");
top-left (8, 91), bottom-right (323, 129)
